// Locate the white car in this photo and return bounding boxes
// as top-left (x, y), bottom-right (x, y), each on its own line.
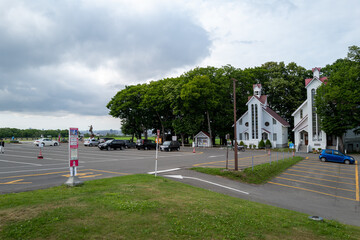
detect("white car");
top-left (84, 138), bottom-right (99, 146)
top-left (34, 138), bottom-right (59, 147)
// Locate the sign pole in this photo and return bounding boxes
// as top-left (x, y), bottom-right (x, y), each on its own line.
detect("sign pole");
top-left (65, 127), bottom-right (83, 186)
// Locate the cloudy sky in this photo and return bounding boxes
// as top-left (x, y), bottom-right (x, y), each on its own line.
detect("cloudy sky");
top-left (0, 0), bottom-right (358, 131)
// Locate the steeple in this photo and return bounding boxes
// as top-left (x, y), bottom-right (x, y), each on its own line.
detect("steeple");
top-left (312, 67), bottom-right (321, 79)
top-left (253, 84), bottom-right (262, 97)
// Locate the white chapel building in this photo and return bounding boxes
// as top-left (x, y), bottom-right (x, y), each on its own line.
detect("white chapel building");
top-left (292, 67), bottom-right (331, 152)
top-left (292, 67), bottom-right (360, 153)
top-left (235, 84), bottom-right (290, 148)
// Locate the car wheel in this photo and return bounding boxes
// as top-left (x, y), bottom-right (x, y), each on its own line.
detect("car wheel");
top-left (54, 143), bottom-right (58, 146)
top-left (89, 143), bottom-right (93, 147)
top-left (137, 148), bottom-right (140, 150)
top-left (344, 160), bottom-right (350, 165)
top-left (107, 146), bottom-right (111, 151)
top-left (100, 148), bottom-right (104, 150)
top-left (177, 147), bottom-right (180, 151)
top-left (320, 157), bottom-right (326, 162)
top-left (144, 146), bottom-right (148, 150)
top-left (41, 143), bottom-right (45, 147)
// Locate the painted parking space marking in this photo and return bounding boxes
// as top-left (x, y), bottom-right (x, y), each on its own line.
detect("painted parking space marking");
top-left (276, 177), bottom-right (355, 192)
top-left (270, 157), bottom-right (359, 202)
top-left (1, 169), bottom-right (129, 184)
top-left (287, 169), bottom-right (354, 180)
top-left (295, 162), bottom-right (355, 173)
top-left (282, 172), bottom-right (355, 186)
top-left (268, 181), bottom-right (357, 202)
top-left (0, 159), bottom-right (42, 166)
top-left (291, 165), bottom-right (355, 176)
top-left (0, 179), bottom-right (32, 184)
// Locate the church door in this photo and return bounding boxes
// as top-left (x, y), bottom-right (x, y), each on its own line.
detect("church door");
top-left (304, 132), bottom-right (308, 145)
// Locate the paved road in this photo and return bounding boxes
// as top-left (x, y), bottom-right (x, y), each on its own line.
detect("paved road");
top-left (0, 142), bottom-right (359, 226)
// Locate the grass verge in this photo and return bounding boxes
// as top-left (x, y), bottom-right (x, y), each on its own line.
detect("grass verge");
top-left (0, 174), bottom-right (359, 239)
top-left (192, 156), bottom-right (302, 184)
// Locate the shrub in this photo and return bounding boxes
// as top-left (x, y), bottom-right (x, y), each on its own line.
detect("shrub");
top-left (239, 141), bottom-right (244, 146)
top-left (10, 140), bottom-right (19, 143)
top-left (258, 139), bottom-right (265, 149)
top-left (265, 139), bottom-right (272, 148)
top-left (249, 144), bottom-right (252, 149)
top-left (244, 145), bottom-right (248, 149)
top-left (253, 145), bottom-right (257, 149)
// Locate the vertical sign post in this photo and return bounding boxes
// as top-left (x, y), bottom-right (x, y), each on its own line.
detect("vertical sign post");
top-left (65, 127), bottom-right (82, 186)
top-left (155, 129), bottom-right (160, 177)
top-left (69, 128), bottom-right (79, 175)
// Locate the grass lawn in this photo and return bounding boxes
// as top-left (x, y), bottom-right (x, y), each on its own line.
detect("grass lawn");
top-left (192, 156), bottom-right (303, 184)
top-left (0, 174), bottom-right (359, 239)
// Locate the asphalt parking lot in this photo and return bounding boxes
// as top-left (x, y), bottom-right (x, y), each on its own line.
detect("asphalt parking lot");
top-left (268, 156), bottom-right (359, 202)
top-left (1, 143), bottom-right (359, 225)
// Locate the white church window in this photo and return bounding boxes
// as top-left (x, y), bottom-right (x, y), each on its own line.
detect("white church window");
top-left (300, 109), bottom-right (303, 119)
top-left (273, 119), bottom-right (276, 125)
top-left (265, 122), bottom-right (269, 126)
top-left (251, 105), bottom-right (255, 139)
top-left (239, 133), bottom-right (242, 140)
top-left (273, 133), bottom-right (277, 141)
top-left (239, 119), bottom-right (242, 125)
top-left (255, 105), bottom-right (258, 139)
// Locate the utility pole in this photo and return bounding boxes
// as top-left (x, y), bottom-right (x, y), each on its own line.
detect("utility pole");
top-left (232, 78), bottom-right (238, 171)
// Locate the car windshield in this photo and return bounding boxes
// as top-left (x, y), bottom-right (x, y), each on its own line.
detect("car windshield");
top-left (105, 140), bottom-right (113, 144)
top-left (163, 141), bottom-right (171, 146)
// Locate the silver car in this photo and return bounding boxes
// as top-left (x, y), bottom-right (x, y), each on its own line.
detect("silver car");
top-left (84, 138), bottom-right (99, 146)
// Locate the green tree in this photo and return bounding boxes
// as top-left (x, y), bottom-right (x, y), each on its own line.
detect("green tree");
top-left (181, 75), bottom-right (218, 145)
top-left (315, 46), bottom-right (360, 152)
top-left (107, 84), bottom-right (151, 139)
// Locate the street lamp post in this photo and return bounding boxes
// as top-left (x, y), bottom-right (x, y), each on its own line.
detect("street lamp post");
top-left (232, 78), bottom-right (238, 171)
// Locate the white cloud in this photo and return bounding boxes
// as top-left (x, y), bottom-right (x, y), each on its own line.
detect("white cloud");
top-left (0, 0), bottom-right (359, 130)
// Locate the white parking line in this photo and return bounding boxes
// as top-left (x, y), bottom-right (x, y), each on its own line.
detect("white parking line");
top-left (0, 159), bottom-right (42, 166)
top-left (147, 168), bottom-right (181, 174)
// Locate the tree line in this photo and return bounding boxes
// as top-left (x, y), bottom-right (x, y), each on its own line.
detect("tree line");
top-left (107, 62), bottom-right (312, 145)
top-left (0, 128), bottom-right (69, 139)
top-left (108, 46), bottom-right (359, 148)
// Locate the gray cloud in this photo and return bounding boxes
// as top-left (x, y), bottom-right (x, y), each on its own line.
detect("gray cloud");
top-left (0, 0), bottom-right (211, 115)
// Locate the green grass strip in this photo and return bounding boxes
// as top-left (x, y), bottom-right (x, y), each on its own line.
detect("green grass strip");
top-left (192, 156), bottom-right (303, 184)
top-left (0, 173), bottom-right (359, 239)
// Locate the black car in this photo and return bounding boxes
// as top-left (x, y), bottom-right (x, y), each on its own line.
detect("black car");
top-left (160, 141), bottom-right (180, 151)
top-left (136, 139), bottom-right (157, 150)
top-left (99, 137), bottom-right (114, 143)
top-left (98, 139), bottom-right (126, 150)
top-left (124, 140), bottom-right (136, 148)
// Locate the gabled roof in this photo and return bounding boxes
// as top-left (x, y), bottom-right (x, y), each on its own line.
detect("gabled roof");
top-left (194, 131), bottom-right (211, 138)
top-left (292, 100), bottom-right (307, 116)
top-left (247, 95), bottom-right (267, 105)
top-left (292, 114), bottom-right (308, 131)
top-left (263, 107), bottom-right (290, 127)
top-left (253, 84), bottom-right (262, 89)
top-left (305, 76), bottom-right (328, 87)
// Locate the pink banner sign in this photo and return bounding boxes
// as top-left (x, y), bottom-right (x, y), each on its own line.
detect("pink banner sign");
top-left (69, 128), bottom-right (79, 167)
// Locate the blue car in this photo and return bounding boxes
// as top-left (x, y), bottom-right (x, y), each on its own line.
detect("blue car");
top-left (319, 149), bottom-right (355, 164)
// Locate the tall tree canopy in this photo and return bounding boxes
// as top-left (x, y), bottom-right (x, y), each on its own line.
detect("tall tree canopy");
top-left (315, 45), bottom-right (360, 152)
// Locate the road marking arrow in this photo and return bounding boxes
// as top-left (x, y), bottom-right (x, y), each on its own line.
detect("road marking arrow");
top-left (163, 175), bottom-right (249, 195)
